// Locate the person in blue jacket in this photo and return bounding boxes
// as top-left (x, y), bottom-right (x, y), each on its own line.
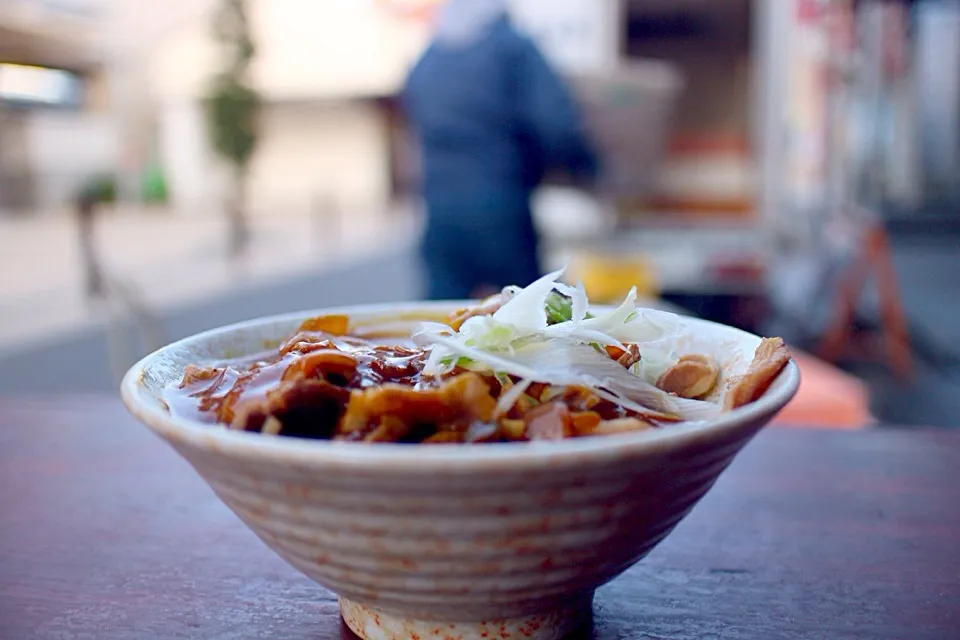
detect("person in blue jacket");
top-left (402, 0), bottom-right (599, 300)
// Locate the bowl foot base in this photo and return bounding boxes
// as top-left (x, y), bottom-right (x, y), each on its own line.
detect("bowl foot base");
top-left (340, 595), bottom-right (593, 640)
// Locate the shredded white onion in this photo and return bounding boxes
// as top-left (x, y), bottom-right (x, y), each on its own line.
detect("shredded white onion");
top-left (495, 378), bottom-right (533, 417)
top-left (414, 267), bottom-right (720, 422)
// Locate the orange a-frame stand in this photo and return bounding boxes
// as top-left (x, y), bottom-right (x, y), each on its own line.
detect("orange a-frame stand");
top-left (816, 216), bottom-right (913, 381)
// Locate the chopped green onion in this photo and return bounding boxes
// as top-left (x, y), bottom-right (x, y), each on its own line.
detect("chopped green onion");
top-left (544, 290), bottom-right (573, 325)
top-left (439, 355), bottom-right (473, 368)
top-left (544, 289), bottom-right (595, 325)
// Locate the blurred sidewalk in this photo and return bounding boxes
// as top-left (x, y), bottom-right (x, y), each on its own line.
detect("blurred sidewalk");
top-left (0, 204), bottom-right (421, 352)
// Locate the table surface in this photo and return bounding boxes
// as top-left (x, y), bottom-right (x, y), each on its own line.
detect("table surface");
top-left (1, 396), bottom-right (958, 640)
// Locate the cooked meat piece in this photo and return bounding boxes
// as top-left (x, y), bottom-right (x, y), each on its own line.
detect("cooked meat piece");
top-left (585, 418), bottom-right (652, 436)
top-left (511, 393), bottom-right (540, 417)
top-left (208, 359), bottom-right (289, 425)
top-left (526, 382), bottom-right (548, 401)
top-left (228, 402), bottom-right (267, 433)
top-left (179, 365), bottom-right (223, 387)
top-left (525, 402), bottom-right (574, 441)
top-left (570, 411), bottom-right (602, 436)
top-left (617, 344), bottom-right (641, 368)
top-left (499, 419), bottom-right (527, 441)
top-left (261, 416), bottom-right (284, 436)
top-left (280, 334), bottom-right (329, 357)
top-left (447, 289), bottom-right (515, 331)
top-left (397, 423), bottom-right (440, 443)
top-left (656, 354), bottom-right (720, 399)
top-left (364, 415), bottom-right (412, 442)
top-left (297, 314), bottom-right (349, 335)
top-left (230, 379), bottom-right (350, 439)
top-left (422, 430), bottom-right (465, 444)
top-left (281, 349), bottom-right (358, 384)
top-left (723, 337), bottom-right (792, 410)
top-left (338, 372), bottom-right (497, 439)
top-left (174, 364), bottom-right (245, 423)
top-left (366, 348), bottom-right (424, 383)
top-left (560, 387), bottom-right (601, 412)
top-left (558, 387), bottom-right (633, 421)
top-left (537, 385), bottom-right (566, 404)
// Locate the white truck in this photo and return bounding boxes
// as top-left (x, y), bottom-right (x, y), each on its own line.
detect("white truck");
top-left (513, 0), bottom-right (826, 298)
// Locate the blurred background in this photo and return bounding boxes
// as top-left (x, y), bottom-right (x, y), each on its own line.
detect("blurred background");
top-left (1, 0), bottom-right (958, 426)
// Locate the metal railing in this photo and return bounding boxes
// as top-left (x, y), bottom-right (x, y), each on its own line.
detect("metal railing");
top-left (101, 276), bottom-right (165, 388)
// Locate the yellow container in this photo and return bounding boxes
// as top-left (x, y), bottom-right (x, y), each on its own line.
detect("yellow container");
top-left (571, 254), bottom-right (658, 304)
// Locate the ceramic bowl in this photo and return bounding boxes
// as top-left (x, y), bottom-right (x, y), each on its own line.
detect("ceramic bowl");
top-left (121, 302), bottom-right (799, 640)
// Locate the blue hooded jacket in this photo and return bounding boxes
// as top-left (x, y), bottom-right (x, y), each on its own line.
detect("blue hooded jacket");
top-left (403, 16), bottom-right (598, 209)
top-left (402, 11), bottom-right (597, 298)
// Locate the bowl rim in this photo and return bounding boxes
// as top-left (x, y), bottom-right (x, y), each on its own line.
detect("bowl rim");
top-left (120, 301), bottom-right (800, 471)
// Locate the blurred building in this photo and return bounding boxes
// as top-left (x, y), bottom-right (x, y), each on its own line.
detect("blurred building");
top-left (0, 0), bottom-right (113, 212)
top-left (3, 0), bottom-right (957, 225)
top-left (149, 0), bottom-right (429, 215)
top-left (1, 0), bottom-right (431, 215)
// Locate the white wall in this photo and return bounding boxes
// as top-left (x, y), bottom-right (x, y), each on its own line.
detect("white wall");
top-left (509, 0), bottom-right (620, 73)
top-left (249, 0), bottom-right (427, 100)
top-left (249, 102), bottom-right (391, 213)
top-left (150, 0), bottom-right (427, 103)
top-left (148, 0), bottom-right (423, 213)
top-left (23, 111), bottom-right (119, 209)
top-left (916, 2), bottom-right (960, 195)
top-left (158, 100), bottom-right (392, 215)
top-left (158, 101), bottom-right (220, 212)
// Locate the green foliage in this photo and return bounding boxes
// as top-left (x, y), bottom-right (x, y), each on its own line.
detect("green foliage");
top-left (78, 173), bottom-right (117, 204)
top-left (204, 0), bottom-right (260, 172)
top-left (206, 78), bottom-right (260, 170)
top-left (140, 163), bottom-right (169, 204)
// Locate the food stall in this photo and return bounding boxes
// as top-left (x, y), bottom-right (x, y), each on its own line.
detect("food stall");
top-left (513, 0), bottom-right (834, 305)
top-left (380, 0), bottom-right (838, 304)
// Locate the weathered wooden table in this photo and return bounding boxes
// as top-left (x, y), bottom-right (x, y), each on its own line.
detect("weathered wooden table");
top-left (1, 396), bottom-right (958, 639)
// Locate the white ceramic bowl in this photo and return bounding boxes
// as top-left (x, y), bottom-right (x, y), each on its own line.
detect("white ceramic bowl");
top-left (121, 302), bottom-right (799, 640)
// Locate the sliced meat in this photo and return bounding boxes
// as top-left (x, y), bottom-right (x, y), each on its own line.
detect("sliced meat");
top-left (656, 354), bottom-right (720, 399)
top-left (366, 348), bottom-right (424, 384)
top-left (279, 333), bottom-right (335, 357)
top-left (569, 411), bottom-right (602, 436)
top-left (422, 430), bottom-right (465, 444)
top-left (297, 314), bottom-right (349, 335)
top-left (616, 344), bottom-right (641, 368)
top-left (179, 365), bottom-right (224, 387)
top-left (337, 372), bottom-right (497, 440)
top-left (446, 288), bottom-right (515, 331)
top-left (281, 349), bottom-right (358, 384)
top-left (364, 415), bottom-right (412, 442)
top-left (723, 338), bottom-right (792, 410)
top-left (499, 418), bottom-right (527, 441)
top-left (230, 379), bottom-right (351, 439)
top-left (525, 402), bottom-right (574, 441)
top-left (586, 418), bottom-right (652, 436)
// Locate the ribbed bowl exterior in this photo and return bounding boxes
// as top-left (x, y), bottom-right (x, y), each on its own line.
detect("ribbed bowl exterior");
top-left (122, 302), bottom-right (799, 631)
top-left (168, 413), bottom-right (769, 622)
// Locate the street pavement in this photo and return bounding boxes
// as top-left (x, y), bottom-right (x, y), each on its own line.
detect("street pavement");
top-left (0, 205), bottom-right (423, 391)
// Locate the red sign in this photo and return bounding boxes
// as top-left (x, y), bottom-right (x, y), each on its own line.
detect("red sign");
top-left (378, 0), bottom-right (441, 21)
top-left (797, 0), bottom-right (822, 23)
